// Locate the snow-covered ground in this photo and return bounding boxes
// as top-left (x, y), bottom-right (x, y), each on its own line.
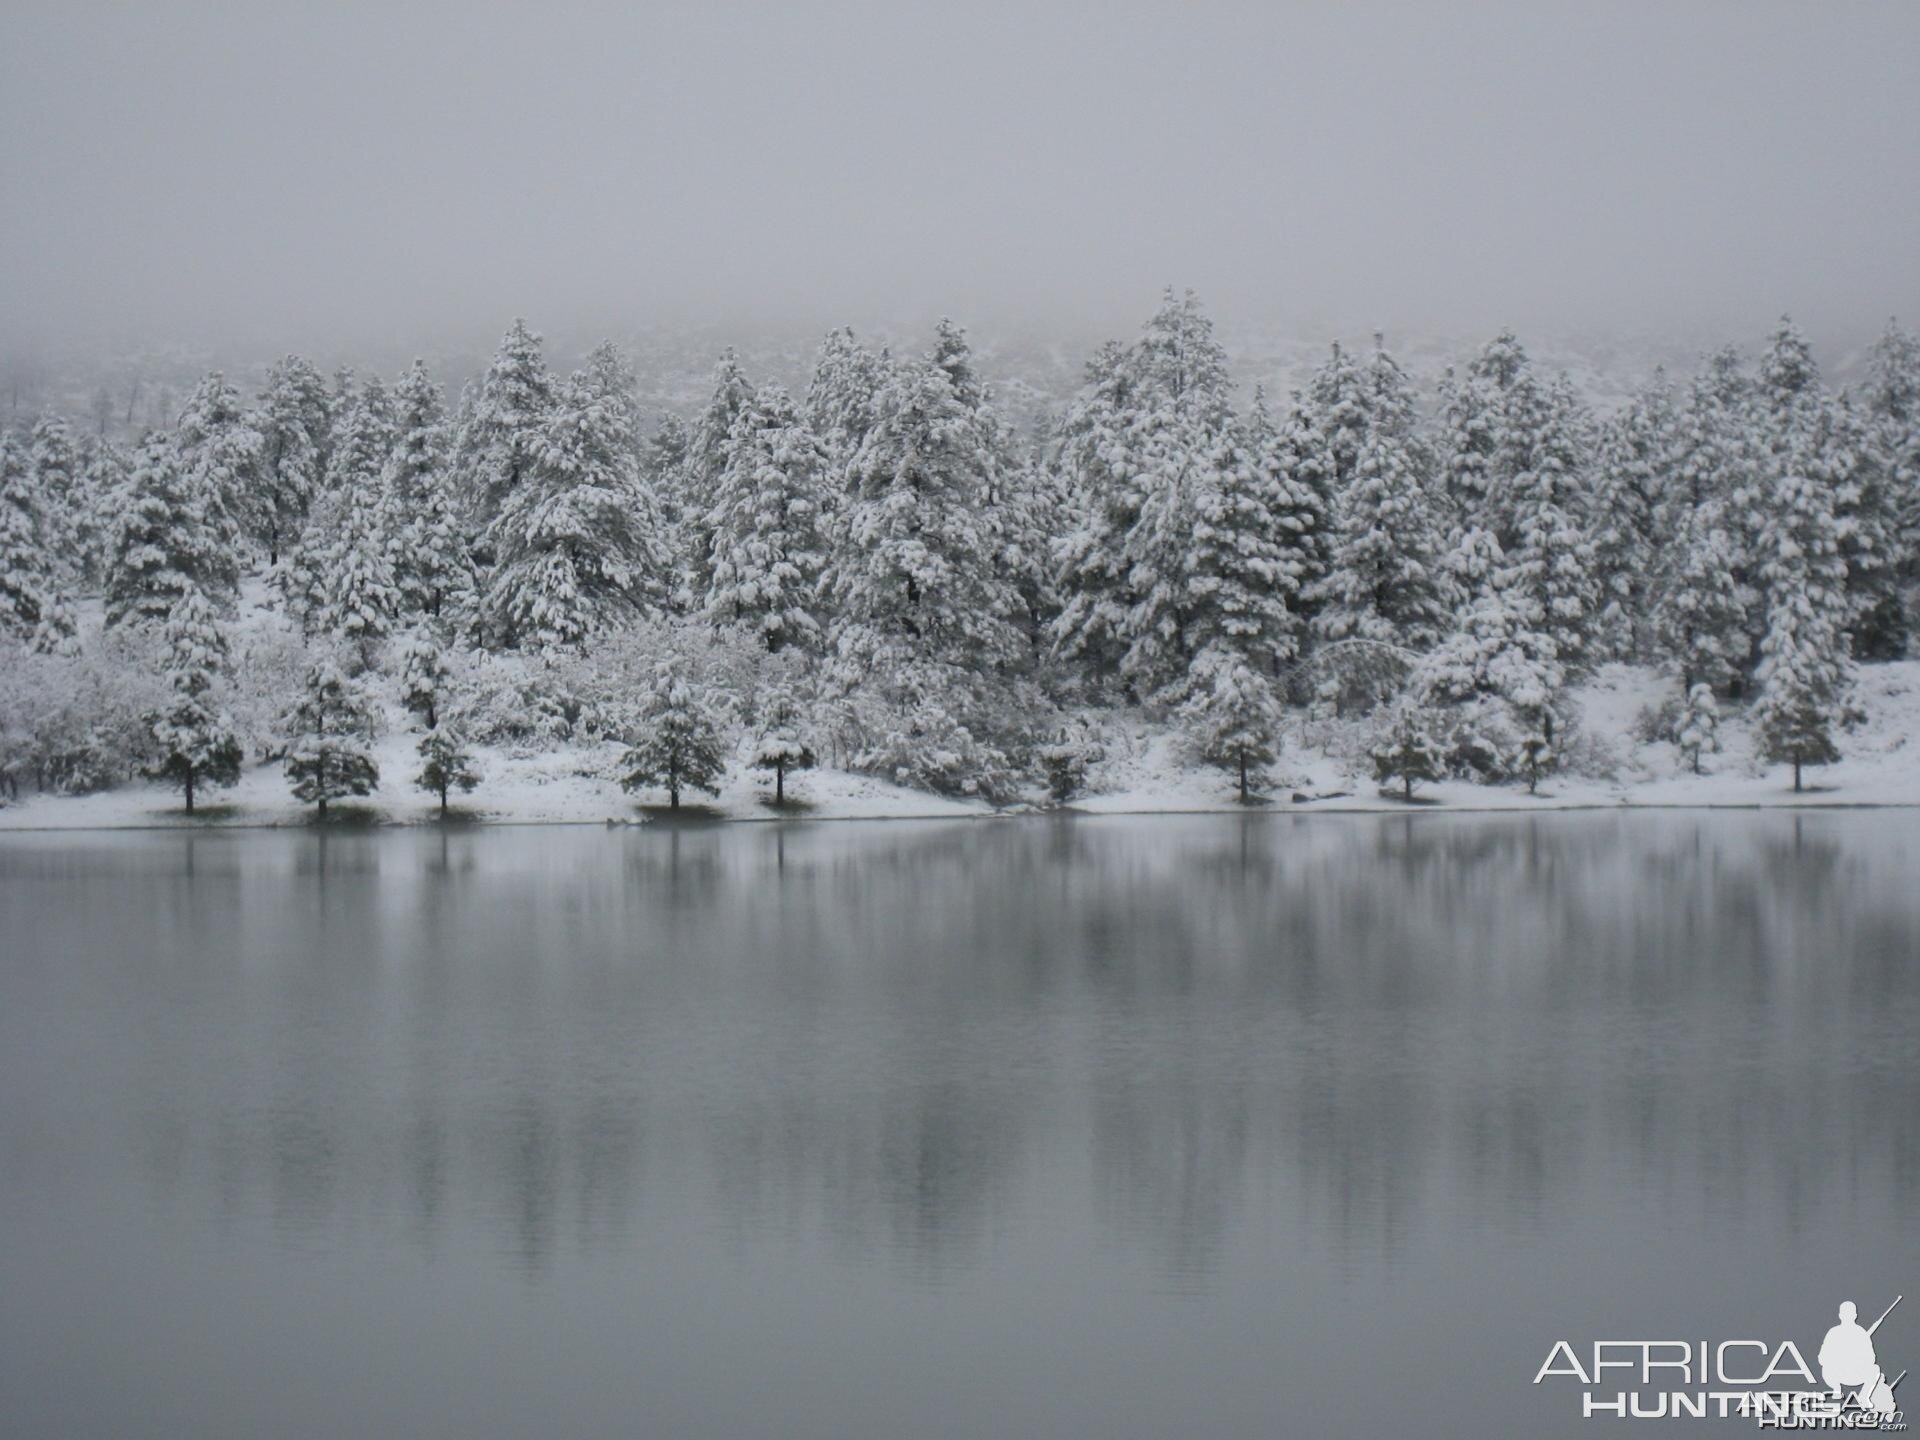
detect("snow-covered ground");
top-left (4, 661), bottom-right (1917, 830)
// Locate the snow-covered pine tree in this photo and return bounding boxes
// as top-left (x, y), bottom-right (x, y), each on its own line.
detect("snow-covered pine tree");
top-left (618, 663), bottom-right (728, 809)
top-left (282, 658), bottom-right (379, 819)
top-left (1677, 681), bottom-right (1719, 776)
top-left (748, 683), bottom-right (814, 805)
top-left (1752, 412), bottom-right (1855, 792)
top-left (1174, 402), bottom-right (1302, 692)
top-left (382, 359), bottom-right (478, 627)
top-left (0, 430), bottom-right (77, 652)
top-left (144, 581), bottom-right (242, 813)
top-left (1590, 370), bottom-right (1676, 659)
top-left (455, 319), bottom-right (555, 529)
top-left (482, 367), bottom-right (662, 652)
top-left (1370, 704), bottom-right (1444, 802)
top-left (317, 389), bottom-right (402, 659)
top-left (1179, 645), bottom-right (1282, 804)
top-left (1861, 318), bottom-right (1919, 593)
top-left (1051, 290), bottom-right (1235, 695)
top-left (1755, 318), bottom-right (1904, 659)
top-left (415, 726), bottom-right (479, 816)
top-left (1301, 339), bottom-right (1370, 494)
top-left (25, 414), bottom-right (84, 585)
top-left (171, 372), bottom-right (261, 570)
top-left (1492, 374), bottom-right (1603, 674)
top-left (1311, 412), bottom-right (1452, 653)
top-left (1256, 391), bottom-right (1339, 645)
top-left (396, 629), bottom-right (452, 730)
top-left (105, 435), bottom-right (238, 628)
top-left (75, 433), bottom-right (131, 587)
top-left (832, 358), bottom-right (1026, 682)
top-left (254, 356), bottom-right (329, 564)
top-left (804, 327), bottom-right (889, 470)
top-left (1436, 330), bottom-right (1534, 536)
top-left (678, 349), bottom-right (756, 600)
top-left (704, 385), bottom-right (831, 652)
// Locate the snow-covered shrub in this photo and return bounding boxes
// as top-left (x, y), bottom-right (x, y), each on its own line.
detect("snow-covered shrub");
top-left (1036, 716), bottom-right (1109, 803)
top-left (851, 698), bottom-right (1014, 802)
top-left (1634, 695), bottom-right (1686, 746)
top-left (0, 635), bottom-right (168, 795)
top-left (1369, 705), bottom-right (1444, 801)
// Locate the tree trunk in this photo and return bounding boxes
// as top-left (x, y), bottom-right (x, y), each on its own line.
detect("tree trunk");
top-left (1691, 749), bottom-right (1701, 776)
top-left (426, 699), bottom-right (437, 730)
top-left (669, 782), bottom-right (680, 810)
top-left (1403, 774), bottom-right (1412, 803)
top-left (318, 795), bottom-right (327, 821)
top-left (1237, 751), bottom-right (1248, 804)
top-left (1793, 755), bottom-right (1803, 793)
top-left (439, 784), bottom-right (448, 817)
top-left (184, 769), bottom-right (195, 814)
top-left (775, 764), bottom-right (785, 805)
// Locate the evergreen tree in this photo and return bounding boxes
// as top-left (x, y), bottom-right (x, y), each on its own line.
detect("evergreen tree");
top-left (1437, 329), bottom-right (1533, 533)
top-left (804, 327), bottom-right (889, 469)
top-left (383, 359), bottom-right (477, 625)
top-left (482, 368), bottom-right (662, 652)
top-left (26, 414), bottom-right (84, 583)
top-left (1493, 375), bottom-right (1603, 674)
top-left (1677, 682), bottom-right (1719, 776)
top-left (749, 684), bottom-right (814, 805)
top-left (1179, 647), bottom-right (1281, 804)
top-left (396, 630), bottom-right (452, 729)
top-left (618, 664), bottom-right (727, 809)
top-left (317, 390), bottom-right (402, 657)
top-left (415, 726), bottom-right (479, 816)
top-left (172, 372), bottom-right (260, 565)
top-left (254, 356), bottom-right (329, 563)
top-left (1176, 406), bottom-right (1303, 689)
top-left (75, 433), bottom-right (131, 586)
top-left (1370, 705), bottom-right (1444, 802)
top-left (1311, 419), bottom-right (1452, 651)
top-left (282, 658), bottom-right (380, 819)
top-left (144, 582), bottom-right (242, 813)
top-left (1052, 289), bottom-right (1235, 688)
top-left (456, 319), bottom-right (554, 525)
top-left (1861, 319), bottom-right (1919, 592)
top-left (1590, 371), bottom-right (1676, 658)
top-left (831, 359), bottom-right (1025, 682)
top-left (1301, 339), bottom-right (1370, 494)
top-left (679, 349), bottom-right (756, 597)
top-left (704, 385), bottom-right (831, 652)
top-left (1752, 418), bottom-right (1854, 793)
top-left (105, 435), bottom-right (237, 627)
top-left (0, 430), bottom-right (77, 651)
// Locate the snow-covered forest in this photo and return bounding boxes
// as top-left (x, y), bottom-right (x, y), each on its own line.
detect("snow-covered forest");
top-left (3, 291), bottom-right (1918, 818)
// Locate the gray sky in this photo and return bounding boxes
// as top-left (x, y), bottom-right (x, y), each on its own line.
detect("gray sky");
top-left (2, 0), bottom-right (1917, 351)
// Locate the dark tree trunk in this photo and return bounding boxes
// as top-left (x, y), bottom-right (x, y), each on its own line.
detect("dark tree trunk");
top-left (1403, 774), bottom-right (1412, 803)
top-left (1237, 751), bottom-right (1248, 804)
top-left (184, 769), bottom-right (195, 814)
top-left (775, 763), bottom-right (785, 805)
top-left (1793, 755), bottom-right (1803, 793)
top-left (439, 783), bottom-right (448, 817)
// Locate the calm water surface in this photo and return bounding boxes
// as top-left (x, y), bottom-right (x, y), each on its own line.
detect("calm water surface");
top-left (2, 813), bottom-right (1917, 1437)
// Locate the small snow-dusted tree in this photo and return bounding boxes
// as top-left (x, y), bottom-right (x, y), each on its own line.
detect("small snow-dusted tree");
top-left (396, 630), bottom-right (452, 729)
top-left (1677, 681), bottom-right (1719, 776)
top-left (749, 685), bottom-right (814, 805)
top-left (415, 726), bottom-right (479, 817)
top-left (679, 349), bottom-right (757, 596)
top-left (105, 435), bottom-right (237, 627)
top-left (619, 664), bottom-right (728, 809)
top-left (705, 385), bottom-right (831, 652)
top-left (1037, 718), bottom-right (1107, 803)
top-left (1756, 685), bottom-right (1841, 793)
top-left (282, 659), bottom-right (380, 819)
top-left (1370, 705), bottom-right (1444, 802)
top-left (144, 582), bottom-right (242, 813)
top-left (0, 431), bottom-right (78, 653)
top-left (1180, 647), bottom-right (1282, 804)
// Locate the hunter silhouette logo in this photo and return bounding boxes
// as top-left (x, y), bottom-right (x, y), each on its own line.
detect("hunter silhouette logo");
top-left (1534, 1292), bottom-right (1908, 1425)
top-left (1821, 1298), bottom-right (1905, 1418)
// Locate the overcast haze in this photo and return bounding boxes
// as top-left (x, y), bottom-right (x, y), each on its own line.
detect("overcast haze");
top-left (2, 0), bottom-right (1917, 354)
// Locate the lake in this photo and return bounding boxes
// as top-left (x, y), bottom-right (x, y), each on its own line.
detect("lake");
top-left (2, 813), bottom-right (1917, 1437)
